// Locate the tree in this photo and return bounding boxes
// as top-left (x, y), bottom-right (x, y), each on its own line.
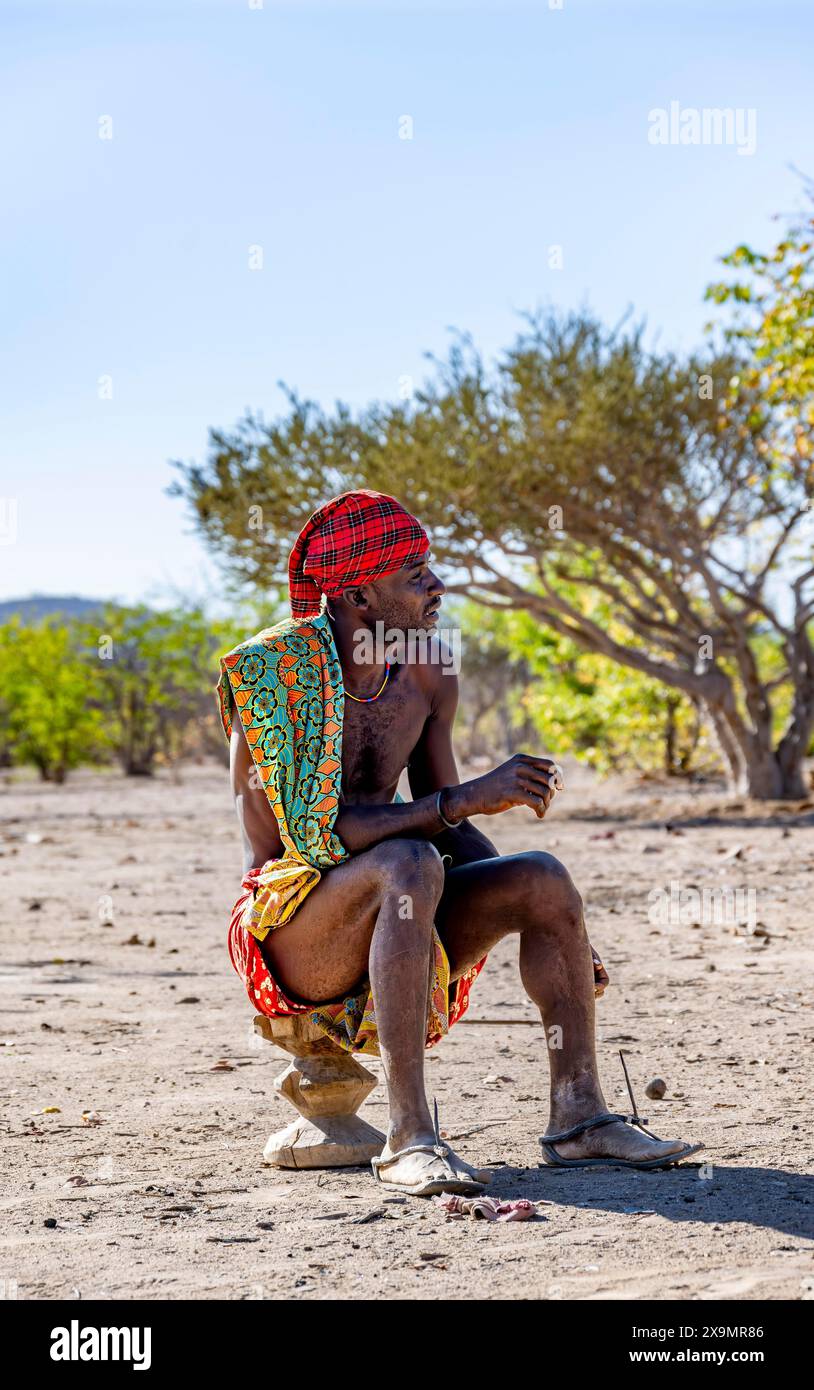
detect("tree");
top-left (703, 187), bottom-right (814, 791)
top-left (706, 180), bottom-right (814, 419)
top-left (0, 619), bottom-right (107, 781)
top-left (94, 605), bottom-right (234, 776)
top-left (171, 307), bottom-right (814, 799)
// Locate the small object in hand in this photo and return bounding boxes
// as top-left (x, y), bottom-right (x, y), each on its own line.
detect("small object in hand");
top-left (645, 1077), bottom-right (667, 1100)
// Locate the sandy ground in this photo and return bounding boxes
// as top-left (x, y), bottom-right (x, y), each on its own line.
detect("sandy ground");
top-left (1, 760), bottom-right (813, 1302)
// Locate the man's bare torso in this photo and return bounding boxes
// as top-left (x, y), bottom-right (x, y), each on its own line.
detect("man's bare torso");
top-left (341, 661), bottom-right (432, 805)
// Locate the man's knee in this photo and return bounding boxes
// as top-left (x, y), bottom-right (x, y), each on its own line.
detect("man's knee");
top-left (367, 838), bottom-right (445, 899)
top-left (513, 850), bottom-right (583, 924)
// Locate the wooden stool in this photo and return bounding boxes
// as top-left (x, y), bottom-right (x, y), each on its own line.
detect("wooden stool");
top-left (254, 1014), bottom-right (386, 1169)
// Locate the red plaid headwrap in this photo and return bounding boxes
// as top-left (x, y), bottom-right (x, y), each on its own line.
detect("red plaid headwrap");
top-left (288, 490), bottom-right (430, 618)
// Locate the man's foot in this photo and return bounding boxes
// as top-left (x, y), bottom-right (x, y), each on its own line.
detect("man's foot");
top-left (372, 1129), bottom-right (491, 1196)
top-left (541, 1112), bottom-right (703, 1170)
top-left (443, 1151), bottom-right (494, 1185)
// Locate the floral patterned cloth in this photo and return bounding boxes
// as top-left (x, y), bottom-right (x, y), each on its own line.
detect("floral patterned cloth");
top-left (218, 610), bottom-right (486, 1055)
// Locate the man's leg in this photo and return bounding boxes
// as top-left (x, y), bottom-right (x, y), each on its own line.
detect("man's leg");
top-left (260, 838), bottom-right (482, 1185)
top-left (435, 850), bottom-right (690, 1163)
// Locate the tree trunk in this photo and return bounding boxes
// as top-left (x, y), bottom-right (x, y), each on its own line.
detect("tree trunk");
top-left (742, 750), bottom-right (809, 800)
top-left (711, 724), bottom-right (809, 798)
top-left (664, 698), bottom-right (677, 775)
top-left (677, 703), bottom-right (702, 775)
top-left (124, 756), bottom-right (155, 777)
top-left (706, 703), bottom-right (746, 792)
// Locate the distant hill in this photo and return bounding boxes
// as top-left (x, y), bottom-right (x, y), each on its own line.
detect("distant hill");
top-left (0, 595), bottom-right (108, 622)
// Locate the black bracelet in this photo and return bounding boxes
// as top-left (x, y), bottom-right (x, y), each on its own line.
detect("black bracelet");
top-left (436, 787), bottom-right (462, 829)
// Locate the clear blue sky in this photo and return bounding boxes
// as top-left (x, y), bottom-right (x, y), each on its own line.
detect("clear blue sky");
top-left (2, 0), bottom-right (812, 608)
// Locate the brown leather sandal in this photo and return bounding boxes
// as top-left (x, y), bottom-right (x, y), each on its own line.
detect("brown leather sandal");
top-left (539, 1052), bottom-right (704, 1170)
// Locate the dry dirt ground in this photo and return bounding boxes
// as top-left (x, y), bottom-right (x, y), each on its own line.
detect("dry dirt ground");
top-left (1, 761), bottom-right (813, 1302)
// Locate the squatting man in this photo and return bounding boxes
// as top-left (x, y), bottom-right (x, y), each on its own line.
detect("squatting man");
top-left (218, 489), bottom-right (702, 1195)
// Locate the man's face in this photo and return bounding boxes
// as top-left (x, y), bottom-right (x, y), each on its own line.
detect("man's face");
top-left (353, 555), bottom-right (446, 634)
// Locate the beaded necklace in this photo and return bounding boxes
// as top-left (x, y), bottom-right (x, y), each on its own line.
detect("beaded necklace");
top-left (344, 661), bottom-right (392, 704)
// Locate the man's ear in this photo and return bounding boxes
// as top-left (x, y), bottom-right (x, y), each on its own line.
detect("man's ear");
top-left (340, 584), bottom-right (371, 613)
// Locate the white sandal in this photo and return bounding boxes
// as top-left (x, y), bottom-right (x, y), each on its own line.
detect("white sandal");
top-left (370, 1099), bottom-right (490, 1197)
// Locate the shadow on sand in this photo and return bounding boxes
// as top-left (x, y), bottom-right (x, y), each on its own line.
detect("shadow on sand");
top-left (473, 1159), bottom-right (814, 1239)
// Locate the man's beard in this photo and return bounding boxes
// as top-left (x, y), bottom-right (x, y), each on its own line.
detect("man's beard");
top-left (374, 593), bottom-right (429, 644)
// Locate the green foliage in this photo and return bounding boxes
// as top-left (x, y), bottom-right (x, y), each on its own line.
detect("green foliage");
top-left (0, 618), bottom-right (107, 781)
top-left (0, 607), bottom-right (247, 782)
top-left (460, 600), bottom-right (715, 777)
top-left (171, 315), bottom-right (776, 600)
top-left (93, 605), bottom-right (238, 775)
top-left (706, 182), bottom-right (814, 445)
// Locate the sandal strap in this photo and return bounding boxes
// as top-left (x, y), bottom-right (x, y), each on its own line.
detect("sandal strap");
top-left (371, 1141), bottom-right (449, 1172)
top-left (543, 1049), bottom-right (668, 1150)
top-left (371, 1096), bottom-right (452, 1178)
top-left (543, 1111), bottom-right (626, 1145)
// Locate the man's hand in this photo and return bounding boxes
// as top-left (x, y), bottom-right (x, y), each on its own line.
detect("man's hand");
top-left (591, 944), bottom-right (609, 998)
top-left (444, 754), bottom-right (564, 822)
